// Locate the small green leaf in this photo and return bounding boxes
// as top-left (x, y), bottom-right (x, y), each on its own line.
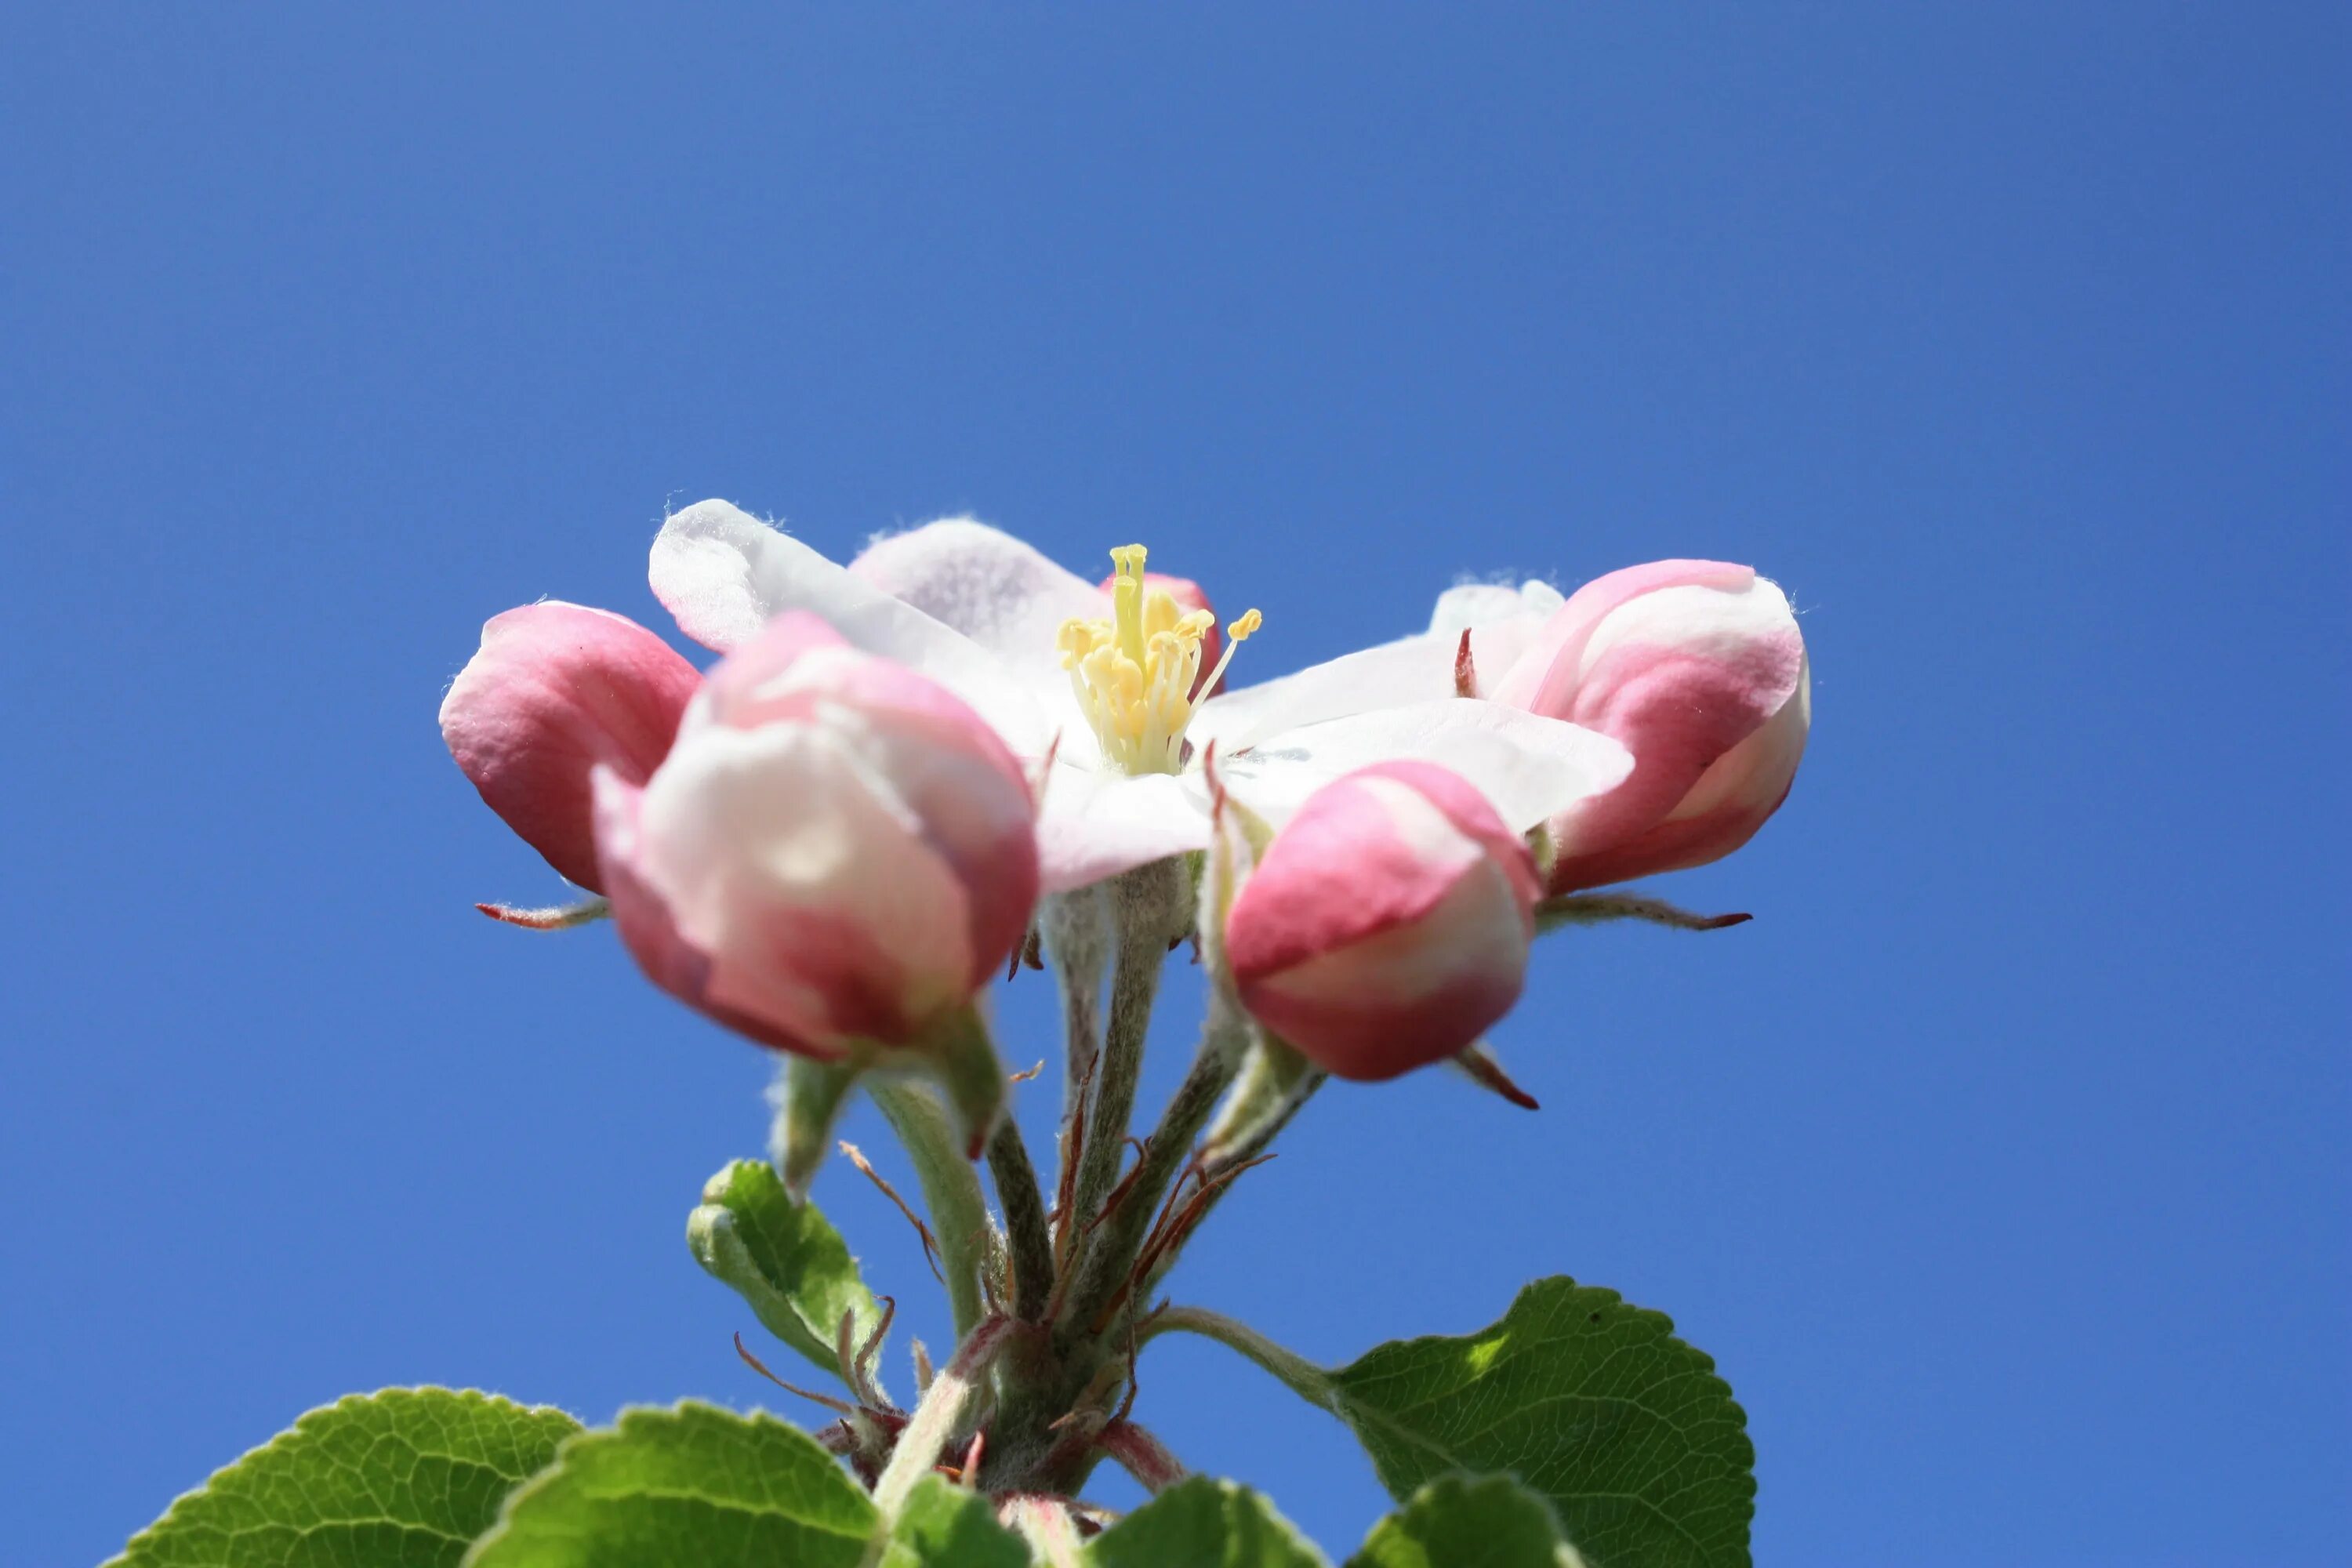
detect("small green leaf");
top-left (877, 1475), bottom-right (1029, 1567)
top-left (466, 1402), bottom-right (875, 1567)
top-left (1330, 1278), bottom-right (1754, 1568)
top-left (1087, 1476), bottom-right (1330, 1567)
top-left (1347, 1474), bottom-right (1588, 1568)
top-left (688, 1159), bottom-right (883, 1380)
top-left (108, 1387), bottom-right (578, 1568)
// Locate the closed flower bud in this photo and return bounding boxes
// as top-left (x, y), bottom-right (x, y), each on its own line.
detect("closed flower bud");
top-left (439, 601), bottom-right (702, 894)
top-left (1224, 760), bottom-right (1539, 1081)
top-left (593, 612), bottom-right (1040, 1060)
top-left (1490, 561), bottom-right (1809, 893)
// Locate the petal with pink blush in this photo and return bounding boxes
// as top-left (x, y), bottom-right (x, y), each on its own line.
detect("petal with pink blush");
top-left (649, 500), bottom-right (1053, 755)
top-left (1493, 566), bottom-right (1809, 892)
top-left (1225, 761), bottom-right (1537, 1080)
top-left (593, 616), bottom-right (1040, 1057)
top-left (1490, 559), bottom-right (1755, 714)
top-left (589, 768), bottom-right (835, 1058)
top-left (849, 517), bottom-right (1105, 679)
top-left (439, 601), bottom-right (701, 893)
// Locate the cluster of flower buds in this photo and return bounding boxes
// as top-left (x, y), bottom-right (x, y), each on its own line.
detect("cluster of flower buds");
top-left (443, 515), bottom-right (1806, 1110)
top-left (438, 514), bottom-right (1809, 1515)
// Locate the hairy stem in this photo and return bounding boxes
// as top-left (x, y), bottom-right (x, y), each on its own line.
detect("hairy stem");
top-left (1138, 1304), bottom-right (1339, 1414)
top-left (1040, 887), bottom-right (1112, 1261)
top-left (1056, 1000), bottom-right (1248, 1347)
top-left (870, 1082), bottom-right (993, 1342)
top-left (870, 1314), bottom-right (1013, 1521)
top-left (1139, 1068), bottom-right (1322, 1298)
top-left (1066, 861), bottom-right (1184, 1253)
top-left (985, 1115), bottom-right (1056, 1322)
top-left (1096, 1421), bottom-right (1187, 1494)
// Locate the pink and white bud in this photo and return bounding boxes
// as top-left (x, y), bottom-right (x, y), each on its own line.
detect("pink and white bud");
top-left (439, 601), bottom-right (702, 893)
top-left (1490, 561), bottom-right (1809, 893)
top-left (1223, 760), bottom-right (1540, 1082)
top-left (592, 612), bottom-right (1040, 1059)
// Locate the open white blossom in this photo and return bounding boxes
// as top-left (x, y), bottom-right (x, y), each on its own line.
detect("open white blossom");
top-left (648, 501), bottom-right (1633, 892)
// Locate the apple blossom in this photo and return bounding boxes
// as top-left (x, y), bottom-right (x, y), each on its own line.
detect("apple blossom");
top-left (1440, 561), bottom-right (1809, 893)
top-left (648, 502), bottom-right (1634, 891)
top-left (1222, 760), bottom-right (1541, 1081)
top-left (590, 611), bottom-right (1040, 1062)
top-left (439, 601), bottom-right (702, 893)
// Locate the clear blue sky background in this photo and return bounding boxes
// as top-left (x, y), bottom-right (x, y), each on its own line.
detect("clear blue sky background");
top-left (5, 7), bottom-right (2344, 1564)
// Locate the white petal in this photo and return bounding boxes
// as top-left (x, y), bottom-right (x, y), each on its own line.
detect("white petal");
top-left (1218, 698), bottom-right (1633, 831)
top-left (1188, 631), bottom-right (1461, 754)
top-left (1427, 579), bottom-right (1559, 635)
top-left (850, 518), bottom-right (1109, 682)
top-left (1033, 763), bottom-right (1211, 892)
top-left (650, 499), bottom-right (1054, 753)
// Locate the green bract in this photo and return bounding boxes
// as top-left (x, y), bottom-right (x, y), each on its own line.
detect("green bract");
top-left (687, 1158), bottom-right (884, 1381)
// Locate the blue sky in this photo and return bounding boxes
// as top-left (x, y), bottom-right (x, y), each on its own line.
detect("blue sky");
top-left (5, 5), bottom-right (2344, 1563)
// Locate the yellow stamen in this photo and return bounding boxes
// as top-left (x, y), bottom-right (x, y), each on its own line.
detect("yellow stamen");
top-left (1053, 545), bottom-right (1264, 775)
top-left (1196, 608), bottom-right (1261, 699)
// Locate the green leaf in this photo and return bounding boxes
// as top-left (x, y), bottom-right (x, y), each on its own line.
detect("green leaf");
top-left (688, 1159), bottom-right (884, 1381)
top-left (1347, 1474), bottom-right (1588, 1568)
top-left (1087, 1476), bottom-right (1330, 1567)
top-left (107, 1387), bottom-right (578, 1568)
top-left (1330, 1278), bottom-right (1754, 1568)
top-left (877, 1475), bottom-right (1029, 1567)
top-left (466, 1402), bottom-right (875, 1567)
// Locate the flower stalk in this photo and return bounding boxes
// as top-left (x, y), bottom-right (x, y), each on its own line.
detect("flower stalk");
top-left (869, 1083), bottom-right (996, 1343)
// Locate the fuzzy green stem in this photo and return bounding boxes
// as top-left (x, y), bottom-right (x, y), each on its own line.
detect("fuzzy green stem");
top-left (1040, 886), bottom-right (1112, 1260)
top-left (1065, 861), bottom-right (1184, 1250)
top-left (870, 1082), bottom-right (993, 1341)
top-left (1056, 1000), bottom-right (1248, 1347)
top-left (986, 1115), bottom-right (1055, 1322)
top-left (869, 1314), bottom-right (1013, 1523)
top-left (1140, 1066), bottom-right (1322, 1299)
top-left (1138, 1304), bottom-right (1339, 1414)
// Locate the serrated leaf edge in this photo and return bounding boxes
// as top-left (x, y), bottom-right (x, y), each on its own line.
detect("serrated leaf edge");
top-left (461, 1398), bottom-right (877, 1566)
top-left (104, 1385), bottom-right (579, 1568)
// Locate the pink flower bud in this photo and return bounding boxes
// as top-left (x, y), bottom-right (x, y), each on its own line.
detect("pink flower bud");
top-left (592, 612), bottom-right (1040, 1059)
top-left (439, 602), bottom-right (702, 893)
top-left (1224, 760), bottom-right (1539, 1081)
top-left (1490, 561), bottom-right (1809, 893)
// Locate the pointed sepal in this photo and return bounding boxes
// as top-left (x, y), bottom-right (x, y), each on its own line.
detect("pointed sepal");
top-left (915, 1004), bottom-right (1009, 1160)
top-left (1194, 744), bottom-right (1273, 1002)
top-left (1451, 1039), bottom-right (1541, 1110)
top-left (1534, 890), bottom-right (1751, 934)
top-left (474, 896), bottom-right (612, 930)
top-left (771, 1054), bottom-right (866, 1202)
top-left (1201, 1029), bottom-right (1324, 1175)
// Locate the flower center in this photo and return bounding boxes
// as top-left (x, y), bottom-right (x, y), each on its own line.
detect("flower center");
top-left (1056, 544), bottom-right (1261, 775)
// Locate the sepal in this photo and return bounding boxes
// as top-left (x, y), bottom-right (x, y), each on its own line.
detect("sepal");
top-left (1195, 745), bottom-right (1272, 996)
top-left (1534, 891), bottom-right (1751, 934)
top-left (771, 1054), bottom-right (866, 1201)
top-left (474, 896), bottom-right (611, 930)
top-left (1450, 1039), bottom-right (1541, 1110)
top-left (1202, 1029), bottom-right (1324, 1173)
top-left (907, 1004), bottom-right (1009, 1160)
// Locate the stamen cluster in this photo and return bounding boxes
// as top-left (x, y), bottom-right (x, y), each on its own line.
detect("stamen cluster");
top-left (1056, 544), bottom-right (1259, 775)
